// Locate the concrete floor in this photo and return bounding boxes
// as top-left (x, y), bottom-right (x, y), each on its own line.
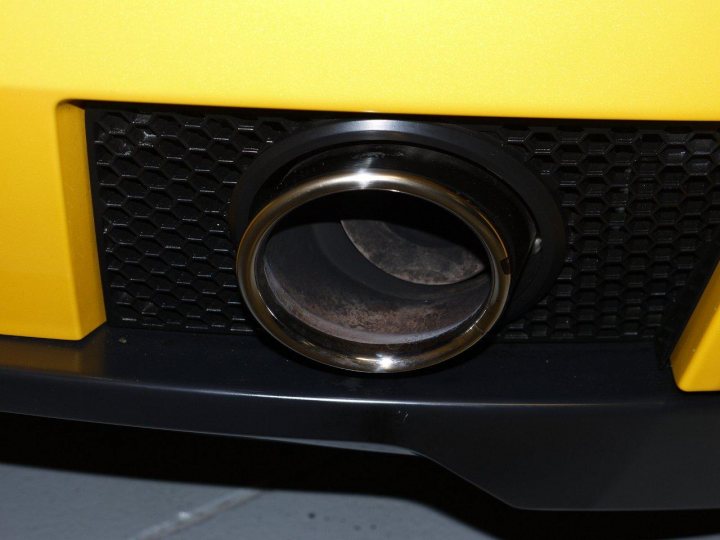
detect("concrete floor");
top-left (0, 413), bottom-right (719, 539)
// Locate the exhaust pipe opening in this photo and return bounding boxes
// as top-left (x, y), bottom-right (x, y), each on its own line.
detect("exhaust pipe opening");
top-left (237, 171), bottom-right (512, 373)
top-left (231, 121), bottom-right (565, 373)
top-left (263, 190), bottom-right (491, 344)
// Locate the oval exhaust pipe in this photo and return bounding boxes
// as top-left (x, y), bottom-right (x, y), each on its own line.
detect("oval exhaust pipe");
top-left (237, 170), bottom-right (512, 373)
top-left (231, 120), bottom-right (564, 373)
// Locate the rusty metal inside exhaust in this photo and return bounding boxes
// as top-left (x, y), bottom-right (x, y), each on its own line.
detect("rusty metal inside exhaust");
top-left (257, 191), bottom-right (492, 346)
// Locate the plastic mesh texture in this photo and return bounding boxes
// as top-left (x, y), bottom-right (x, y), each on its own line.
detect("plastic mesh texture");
top-left (87, 106), bottom-right (720, 341)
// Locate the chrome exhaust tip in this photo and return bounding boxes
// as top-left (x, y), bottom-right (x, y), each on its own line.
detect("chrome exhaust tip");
top-left (237, 170), bottom-right (512, 373)
top-left (231, 120), bottom-right (564, 373)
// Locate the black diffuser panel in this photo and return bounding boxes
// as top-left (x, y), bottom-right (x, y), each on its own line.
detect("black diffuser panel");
top-left (87, 106), bottom-right (720, 341)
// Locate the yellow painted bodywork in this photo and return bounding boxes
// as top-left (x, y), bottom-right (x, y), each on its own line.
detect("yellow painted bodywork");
top-left (0, 0), bottom-right (719, 388)
top-left (672, 264), bottom-right (720, 391)
top-left (0, 100), bottom-right (104, 339)
top-left (3, 2), bottom-right (720, 120)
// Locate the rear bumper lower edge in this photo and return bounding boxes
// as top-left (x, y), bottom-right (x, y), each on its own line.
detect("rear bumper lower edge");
top-left (1, 327), bottom-right (719, 510)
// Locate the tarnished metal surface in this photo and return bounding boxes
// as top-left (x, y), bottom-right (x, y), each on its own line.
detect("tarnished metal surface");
top-left (341, 219), bottom-right (485, 286)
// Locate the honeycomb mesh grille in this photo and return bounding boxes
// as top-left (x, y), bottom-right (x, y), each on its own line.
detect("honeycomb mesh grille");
top-left (87, 106), bottom-right (720, 341)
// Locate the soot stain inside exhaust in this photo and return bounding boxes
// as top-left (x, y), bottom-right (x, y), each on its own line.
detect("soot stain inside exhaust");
top-left (257, 191), bottom-right (492, 345)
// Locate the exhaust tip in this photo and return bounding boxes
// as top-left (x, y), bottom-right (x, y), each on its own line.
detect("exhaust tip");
top-left (231, 120), bottom-right (565, 373)
top-left (237, 170), bottom-right (511, 373)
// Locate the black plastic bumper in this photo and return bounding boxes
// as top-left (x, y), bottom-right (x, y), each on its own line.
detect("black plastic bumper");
top-left (1, 327), bottom-right (719, 511)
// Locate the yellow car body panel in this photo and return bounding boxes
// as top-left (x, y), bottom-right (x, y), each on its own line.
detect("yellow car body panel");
top-left (1, 0), bottom-right (719, 387)
top-left (0, 100), bottom-right (104, 339)
top-left (3, 1), bottom-right (720, 119)
top-left (672, 264), bottom-right (720, 391)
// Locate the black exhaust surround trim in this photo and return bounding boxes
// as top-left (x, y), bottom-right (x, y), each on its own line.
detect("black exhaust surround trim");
top-left (229, 119), bottom-right (565, 323)
top-left (86, 105), bottom-right (720, 345)
top-left (229, 120), bottom-right (564, 370)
